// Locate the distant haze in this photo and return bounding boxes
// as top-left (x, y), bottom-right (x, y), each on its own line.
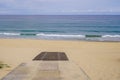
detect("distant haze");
top-left (0, 0), bottom-right (120, 15)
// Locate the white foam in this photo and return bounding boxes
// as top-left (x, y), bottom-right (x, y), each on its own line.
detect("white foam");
top-left (37, 33), bottom-right (85, 38)
top-left (102, 35), bottom-right (120, 38)
top-left (0, 32), bottom-right (20, 36)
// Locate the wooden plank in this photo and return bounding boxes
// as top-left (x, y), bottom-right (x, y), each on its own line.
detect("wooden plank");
top-left (1, 63), bottom-right (30, 80)
top-left (59, 52), bottom-right (69, 60)
top-left (1, 61), bottom-right (90, 80)
top-left (33, 52), bottom-right (47, 60)
top-left (43, 52), bottom-right (59, 60)
top-left (31, 62), bottom-right (61, 80)
top-left (33, 52), bottom-right (68, 61)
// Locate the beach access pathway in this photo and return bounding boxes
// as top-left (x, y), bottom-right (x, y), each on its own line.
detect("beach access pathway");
top-left (1, 52), bottom-right (90, 80)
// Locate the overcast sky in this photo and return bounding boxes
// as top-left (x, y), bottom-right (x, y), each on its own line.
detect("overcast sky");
top-left (0, 0), bottom-right (120, 15)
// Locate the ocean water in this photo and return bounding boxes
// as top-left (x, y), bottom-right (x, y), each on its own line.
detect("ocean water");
top-left (0, 15), bottom-right (120, 41)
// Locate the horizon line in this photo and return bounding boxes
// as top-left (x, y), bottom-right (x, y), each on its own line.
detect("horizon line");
top-left (0, 14), bottom-right (120, 16)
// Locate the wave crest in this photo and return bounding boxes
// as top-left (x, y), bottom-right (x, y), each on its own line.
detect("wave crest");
top-left (37, 33), bottom-right (85, 38)
top-left (0, 32), bottom-right (20, 36)
top-left (102, 35), bottom-right (120, 38)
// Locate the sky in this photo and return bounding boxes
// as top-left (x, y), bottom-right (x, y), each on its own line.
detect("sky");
top-left (0, 0), bottom-right (120, 15)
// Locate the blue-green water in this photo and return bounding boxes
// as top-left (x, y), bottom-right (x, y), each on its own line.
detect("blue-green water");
top-left (0, 15), bottom-right (120, 41)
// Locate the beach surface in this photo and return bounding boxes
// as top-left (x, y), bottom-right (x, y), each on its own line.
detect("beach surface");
top-left (0, 39), bottom-right (120, 80)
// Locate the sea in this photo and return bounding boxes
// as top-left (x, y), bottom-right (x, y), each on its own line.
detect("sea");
top-left (0, 15), bottom-right (120, 41)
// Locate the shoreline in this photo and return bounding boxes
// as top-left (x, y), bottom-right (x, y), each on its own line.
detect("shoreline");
top-left (0, 38), bottom-right (120, 80)
top-left (0, 37), bottom-right (120, 42)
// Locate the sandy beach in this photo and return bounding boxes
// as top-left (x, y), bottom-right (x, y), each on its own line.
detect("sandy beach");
top-left (0, 39), bottom-right (120, 80)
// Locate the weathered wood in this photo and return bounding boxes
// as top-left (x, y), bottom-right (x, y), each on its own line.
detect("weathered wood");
top-left (33, 52), bottom-right (69, 61)
top-left (1, 61), bottom-right (90, 80)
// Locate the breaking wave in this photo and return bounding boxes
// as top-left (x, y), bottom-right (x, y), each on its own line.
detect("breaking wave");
top-left (0, 32), bottom-right (120, 41)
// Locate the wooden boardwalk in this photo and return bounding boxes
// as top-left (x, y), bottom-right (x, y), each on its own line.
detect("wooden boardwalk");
top-left (1, 61), bottom-right (90, 80)
top-left (33, 52), bottom-right (69, 61)
top-left (1, 52), bottom-right (90, 80)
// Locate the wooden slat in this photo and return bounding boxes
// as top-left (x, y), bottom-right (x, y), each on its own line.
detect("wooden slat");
top-left (33, 52), bottom-right (69, 61)
top-left (1, 61), bottom-right (90, 80)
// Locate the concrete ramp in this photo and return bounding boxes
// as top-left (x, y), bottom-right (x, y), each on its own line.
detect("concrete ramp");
top-left (1, 61), bottom-right (90, 80)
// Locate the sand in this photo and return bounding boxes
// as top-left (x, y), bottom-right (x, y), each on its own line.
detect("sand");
top-left (0, 39), bottom-right (120, 80)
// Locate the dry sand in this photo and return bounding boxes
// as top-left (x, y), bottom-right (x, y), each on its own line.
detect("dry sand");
top-left (0, 39), bottom-right (120, 80)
